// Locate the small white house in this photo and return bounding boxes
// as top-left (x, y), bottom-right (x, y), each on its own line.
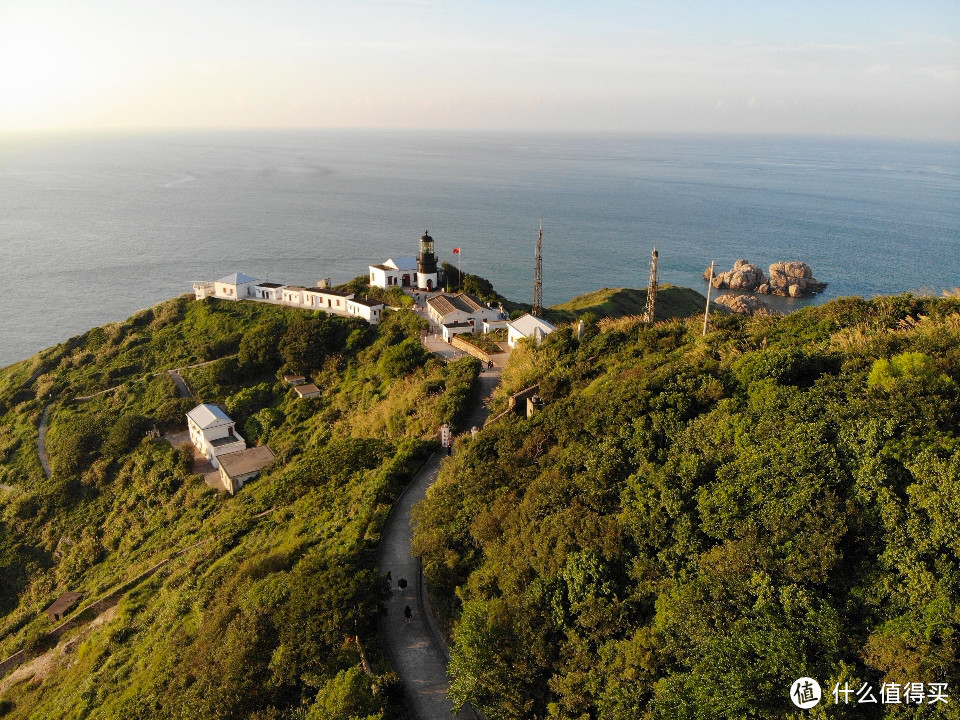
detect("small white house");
top-left (506, 314), bottom-right (557, 348)
top-left (442, 321), bottom-right (474, 342)
top-left (303, 288), bottom-right (353, 312)
top-left (254, 282), bottom-right (285, 300)
top-left (346, 297), bottom-right (384, 324)
top-left (369, 257), bottom-right (418, 289)
top-left (482, 319), bottom-right (510, 334)
top-left (186, 404), bottom-right (246, 468)
top-left (426, 292), bottom-right (502, 328)
top-left (215, 273), bottom-right (259, 301)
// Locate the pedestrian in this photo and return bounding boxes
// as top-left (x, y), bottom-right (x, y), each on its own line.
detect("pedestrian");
top-left (404, 605), bottom-right (412, 624)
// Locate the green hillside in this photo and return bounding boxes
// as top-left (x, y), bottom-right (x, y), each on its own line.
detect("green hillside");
top-left (413, 295), bottom-right (960, 719)
top-left (546, 285), bottom-right (709, 324)
top-left (0, 295), bottom-right (480, 719)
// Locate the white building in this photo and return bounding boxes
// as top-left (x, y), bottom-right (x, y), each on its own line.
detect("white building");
top-left (254, 282), bottom-right (284, 300)
top-left (442, 321), bottom-right (474, 342)
top-left (346, 297), bottom-right (384, 324)
top-left (186, 404), bottom-right (246, 468)
top-left (506, 314), bottom-right (557, 348)
top-left (193, 282), bottom-right (215, 300)
top-left (369, 257), bottom-right (418, 289)
top-left (281, 286), bottom-right (307, 306)
top-left (426, 292), bottom-right (502, 329)
top-left (214, 273), bottom-right (259, 301)
top-left (303, 288), bottom-right (353, 312)
top-left (482, 318), bottom-right (510, 334)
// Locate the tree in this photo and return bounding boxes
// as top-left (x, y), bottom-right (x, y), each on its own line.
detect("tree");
top-left (239, 319), bottom-right (286, 374)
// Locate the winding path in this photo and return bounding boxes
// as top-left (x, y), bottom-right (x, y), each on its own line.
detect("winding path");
top-left (37, 404), bottom-right (52, 479)
top-left (378, 367), bottom-right (501, 719)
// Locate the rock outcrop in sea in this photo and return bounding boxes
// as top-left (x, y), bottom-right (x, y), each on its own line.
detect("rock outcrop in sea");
top-left (766, 261), bottom-right (827, 297)
top-left (706, 259), bottom-right (826, 298)
top-left (705, 259), bottom-right (767, 291)
top-left (713, 294), bottom-right (780, 316)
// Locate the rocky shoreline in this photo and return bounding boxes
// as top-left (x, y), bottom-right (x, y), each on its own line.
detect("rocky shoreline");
top-left (706, 259), bottom-right (827, 298)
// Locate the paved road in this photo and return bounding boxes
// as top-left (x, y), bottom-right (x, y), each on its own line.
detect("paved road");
top-left (378, 368), bottom-right (501, 719)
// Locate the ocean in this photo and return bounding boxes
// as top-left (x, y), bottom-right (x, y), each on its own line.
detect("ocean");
top-left (1, 130), bottom-right (958, 368)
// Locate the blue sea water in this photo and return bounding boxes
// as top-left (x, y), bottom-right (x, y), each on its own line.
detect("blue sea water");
top-left (1, 130), bottom-right (958, 368)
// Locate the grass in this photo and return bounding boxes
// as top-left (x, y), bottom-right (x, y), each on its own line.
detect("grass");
top-left (545, 284), bottom-right (709, 323)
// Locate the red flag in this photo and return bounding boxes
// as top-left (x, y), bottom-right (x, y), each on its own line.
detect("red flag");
top-left (452, 248), bottom-right (460, 254)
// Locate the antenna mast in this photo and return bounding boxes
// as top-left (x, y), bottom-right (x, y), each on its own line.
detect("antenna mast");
top-left (533, 220), bottom-right (543, 317)
top-left (643, 246), bottom-right (658, 323)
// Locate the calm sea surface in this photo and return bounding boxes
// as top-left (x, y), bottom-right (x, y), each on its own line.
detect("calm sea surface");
top-left (1, 130), bottom-right (958, 368)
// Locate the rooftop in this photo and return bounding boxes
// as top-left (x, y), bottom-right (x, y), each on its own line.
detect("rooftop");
top-left (211, 435), bottom-right (245, 448)
top-left (427, 292), bottom-right (484, 317)
top-left (305, 288), bottom-right (352, 297)
top-left (295, 383), bottom-right (322, 397)
top-left (508, 313), bottom-right (557, 338)
top-left (45, 592), bottom-right (83, 617)
top-left (218, 446), bottom-right (276, 478)
top-left (385, 257), bottom-right (418, 271)
top-left (256, 282), bottom-right (284, 289)
top-left (217, 272), bottom-right (258, 285)
top-left (349, 297), bottom-right (384, 308)
top-left (186, 403), bottom-right (233, 430)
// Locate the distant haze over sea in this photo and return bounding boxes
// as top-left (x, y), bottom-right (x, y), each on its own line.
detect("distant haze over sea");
top-left (1, 130), bottom-right (958, 368)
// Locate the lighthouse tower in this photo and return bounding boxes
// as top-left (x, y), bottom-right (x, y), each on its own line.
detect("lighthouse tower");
top-left (417, 230), bottom-right (438, 291)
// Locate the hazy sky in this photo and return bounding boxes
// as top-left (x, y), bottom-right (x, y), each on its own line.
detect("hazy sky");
top-left (1, 0), bottom-right (958, 138)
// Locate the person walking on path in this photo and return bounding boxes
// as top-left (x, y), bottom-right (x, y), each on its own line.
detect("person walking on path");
top-left (404, 605), bottom-right (412, 624)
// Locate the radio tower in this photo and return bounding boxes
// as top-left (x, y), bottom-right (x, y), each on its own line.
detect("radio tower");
top-left (643, 247), bottom-right (658, 323)
top-left (532, 220), bottom-right (543, 317)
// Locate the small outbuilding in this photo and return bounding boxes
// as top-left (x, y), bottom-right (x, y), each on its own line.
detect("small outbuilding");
top-left (506, 314), bottom-right (557, 348)
top-left (294, 383), bottom-right (322, 399)
top-left (442, 321), bottom-right (474, 343)
top-left (218, 446), bottom-right (276, 495)
top-left (45, 592), bottom-right (83, 622)
top-left (254, 282), bottom-right (285, 300)
top-left (282, 373), bottom-right (307, 386)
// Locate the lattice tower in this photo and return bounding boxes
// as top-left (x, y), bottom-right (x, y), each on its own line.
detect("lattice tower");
top-left (644, 247), bottom-right (659, 323)
top-left (533, 220), bottom-right (543, 317)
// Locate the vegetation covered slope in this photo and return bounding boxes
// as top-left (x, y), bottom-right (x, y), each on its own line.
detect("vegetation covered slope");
top-left (0, 295), bottom-right (479, 719)
top-left (413, 295), bottom-right (960, 719)
top-left (546, 285), bottom-right (708, 324)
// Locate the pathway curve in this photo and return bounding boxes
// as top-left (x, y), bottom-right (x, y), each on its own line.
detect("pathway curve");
top-left (378, 367), bottom-right (501, 719)
top-left (37, 404), bottom-right (52, 479)
top-left (167, 369), bottom-right (193, 398)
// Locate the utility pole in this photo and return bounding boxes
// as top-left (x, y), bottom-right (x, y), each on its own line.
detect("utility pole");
top-left (532, 220), bottom-right (543, 317)
top-left (643, 247), bottom-right (658, 323)
top-left (703, 261), bottom-right (715, 336)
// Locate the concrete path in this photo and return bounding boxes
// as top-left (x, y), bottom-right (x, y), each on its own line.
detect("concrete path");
top-left (37, 404), bottom-right (52, 479)
top-left (378, 369), bottom-right (501, 719)
top-left (168, 369), bottom-right (193, 398)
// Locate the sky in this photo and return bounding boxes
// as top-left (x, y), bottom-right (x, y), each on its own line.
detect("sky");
top-left (1, 0), bottom-right (958, 138)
